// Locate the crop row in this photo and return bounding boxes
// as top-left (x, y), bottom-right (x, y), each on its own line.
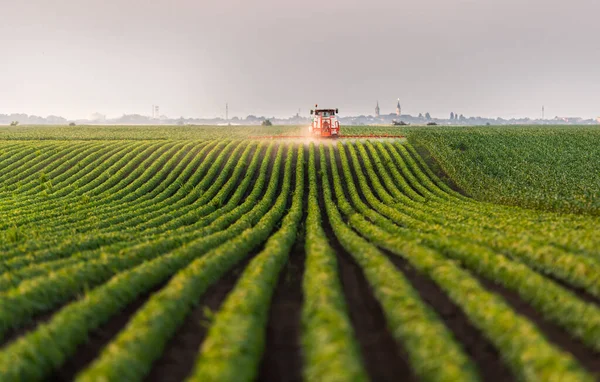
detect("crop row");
top-left (1, 138), bottom-right (599, 381)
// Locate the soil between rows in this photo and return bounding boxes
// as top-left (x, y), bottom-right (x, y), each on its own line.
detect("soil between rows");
top-left (256, 143), bottom-right (305, 382)
top-left (316, 145), bottom-right (417, 382)
top-left (536, 269), bottom-right (600, 307)
top-left (0, 309), bottom-right (57, 349)
top-left (148, 143), bottom-right (290, 382)
top-left (3, 141), bottom-right (599, 382)
top-left (7, 142), bottom-right (285, 382)
top-left (329, 142), bottom-right (514, 381)
top-left (256, 239), bottom-right (305, 382)
top-left (358, 141), bottom-right (600, 373)
top-left (146, 255), bottom-right (256, 382)
top-left (49, 287), bottom-right (164, 381)
top-left (475, 276), bottom-right (600, 375)
top-left (380, 248), bottom-right (515, 381)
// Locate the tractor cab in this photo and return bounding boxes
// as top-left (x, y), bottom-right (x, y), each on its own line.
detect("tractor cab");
top-left (309, 106), bottom-right (340, 138)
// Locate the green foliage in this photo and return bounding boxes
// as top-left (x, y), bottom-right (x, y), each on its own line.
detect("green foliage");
top-left (302, 144), bottom-right (368, 382)
top-left (5, 225), bottom-right (24, 244)
top-left (189, 145), bottom-right (303, 382)
top-left (322, 144), bottom-right (479, 381)
top-left (334, 140), bottom-right (596, 380)
top-left (408, 126), bottom-right (600, 215)
top-left (0, 134), bottom-right (599, 382)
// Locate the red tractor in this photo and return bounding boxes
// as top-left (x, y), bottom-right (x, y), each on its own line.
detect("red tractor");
top-left (309, 105), bottom-right (340, 138)
top-left (249, 105), bottom-right (405, 140)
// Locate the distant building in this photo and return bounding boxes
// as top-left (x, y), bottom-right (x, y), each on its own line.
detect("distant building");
top-left (556, 117), bottom-right (584, 123)
top-left (90, 112), bottom-right (106, 122)
top-left (375, 101), bottom-right (380, 117)
top-left (396, 99), bottom-right (401, 116)
top-left (596, 117), bottom-right (600, 124)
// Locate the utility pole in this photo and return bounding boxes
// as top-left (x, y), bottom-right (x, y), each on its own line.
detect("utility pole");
top-left (226, 103), bottom-right (229, 122)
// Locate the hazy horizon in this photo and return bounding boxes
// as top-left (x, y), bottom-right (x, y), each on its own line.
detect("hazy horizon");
top-left (2, 0), bottom-right (599, 120)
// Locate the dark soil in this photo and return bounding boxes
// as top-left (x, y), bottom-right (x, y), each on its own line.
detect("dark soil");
top-left (256, 144), bottom-right (305, 382)
top-left (317, 145), bottom-right (417, 382)
top-left (0, 309), bottom-right (56, 349)
top-left (7, 142), bottom-right (598, 382)
top-left (328, 143), bottom-right (513, 381)
top-left (534, 269), bottom-right (600, 307)
top-left (48, 289), bottom-right (159, 381)
top-left (256, 236), bottom-right (305, 382)
top-left (145, 257), bottom-right (253, 382)
top-left (476, 276), bottom-right (600, 375)
top-left (334, 244), bottom-right (417, 382)
top-left (147, 144), bottom-right (289, 382)
top-left (382, 249), bottom-right (515, 381)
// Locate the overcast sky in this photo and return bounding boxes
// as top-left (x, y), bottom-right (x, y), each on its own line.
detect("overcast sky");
top-left (2, 0), bottom-right (599, 119)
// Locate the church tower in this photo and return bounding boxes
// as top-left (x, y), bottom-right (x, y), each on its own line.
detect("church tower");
top-left (396, 99), bottom-right (401, 116)
top-left (375, 101), bottom-right (380, 117)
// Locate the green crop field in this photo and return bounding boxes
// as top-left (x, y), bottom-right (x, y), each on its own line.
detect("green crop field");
top-left (407, 125), bottom-right (600, 215)
top-left (0, 125), bottom-right (599, 382)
